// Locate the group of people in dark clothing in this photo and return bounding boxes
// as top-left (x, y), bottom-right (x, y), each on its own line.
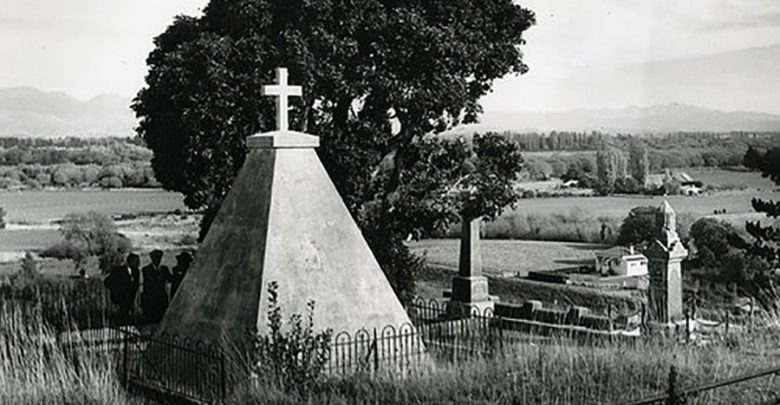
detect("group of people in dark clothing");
top-left (103, 249), bottom-right (193, 324)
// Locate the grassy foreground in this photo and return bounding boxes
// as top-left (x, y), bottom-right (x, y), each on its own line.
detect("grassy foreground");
top-left (0, 309), bottom-right (145, 405)
top-left (3, 298), bottom-right (780, 405)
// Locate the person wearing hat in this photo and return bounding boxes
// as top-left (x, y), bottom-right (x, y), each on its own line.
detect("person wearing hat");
top-left (104, 253), bottom-right (141, 323)
top-left (170, 251), bottom-right (193, 299)
top-left (141, 249), bottom-right (171, 323)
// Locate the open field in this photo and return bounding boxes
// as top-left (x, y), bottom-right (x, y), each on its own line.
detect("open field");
top-left (0, 189), bottom-right (186, 224)
top-left (409, 239), bottom-right (605, 277)
top-left (686, 167), bottom-right (778, 190)
top-left (510, 191), bottom-right (780, 218)
top-left (0, 229), bottom-right (61, 261)
top-left (0, 213), bottom-right (199, 259)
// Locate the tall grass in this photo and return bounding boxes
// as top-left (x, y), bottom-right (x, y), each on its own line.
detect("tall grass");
top-left (3, 290), bottom-right (780, 404)
top-left (239, 331), bottom-right (780, 404)
top-left (0, 301), bottom-right (142, 404)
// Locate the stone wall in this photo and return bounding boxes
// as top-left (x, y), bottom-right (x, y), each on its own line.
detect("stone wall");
top-left (494, 301), bottom-right (615, 331)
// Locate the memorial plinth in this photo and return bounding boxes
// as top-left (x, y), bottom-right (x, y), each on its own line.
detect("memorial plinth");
top-left (448, 216), bottom-right (497, 317)
top-left (645, 201), bottom-right (688, 324)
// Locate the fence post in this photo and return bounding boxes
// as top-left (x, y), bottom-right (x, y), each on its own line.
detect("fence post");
top-left (725, 311), bottom-right (730, 335)
top-left (667, 365), bottom-right (682, 405)
top-left (607, 304), bottom-right (613, 332)
top-left (122, 328), bottom-right (129, 386)
top-left (498, 315), bottom-right (504, 351)
top-left (685, 309), bottom-right (690, 343)
top-left (749, 297), bottom-right (754, 331)
top-left (373, 328), bottom-right (379, 374)
top-left (220, 351), bottom-right (226, 404)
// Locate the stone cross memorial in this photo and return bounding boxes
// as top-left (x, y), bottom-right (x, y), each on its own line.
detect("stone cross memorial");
top-left (150, 67), bottom-right (421, 382)
top-left (261, 67), bottom-right (302, 132)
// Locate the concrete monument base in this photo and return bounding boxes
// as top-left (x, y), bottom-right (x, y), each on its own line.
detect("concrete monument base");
top-left (451, 275), bottom-right (490, 302)
top-left (446, 295), bottom-right (499, 319)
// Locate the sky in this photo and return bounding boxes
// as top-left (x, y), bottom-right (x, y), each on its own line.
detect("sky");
top-left (1, 0), bottom-right (779, 114)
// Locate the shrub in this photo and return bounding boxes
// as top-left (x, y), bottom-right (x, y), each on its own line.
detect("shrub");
top-left (178, 234), bottom-right (198, 246)
top-left (99, 176), bottom-right (123, 189)
top-left (40, 241), bottom-right (82, 260)
top-left (9, 252), bottom-right (42, 287)
top-left (97, 233), bottom-right (133, 274)
top-left (479, 208), bottom-right (620, 244)
top-left (49, 212), bottom-right (133, 274)
top-left (254, 282), bottom-right (332, 395)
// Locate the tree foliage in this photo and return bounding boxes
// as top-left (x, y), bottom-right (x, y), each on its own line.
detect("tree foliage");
top-left (742, 147), bottom-right (780, 309)
top-left (616, 206), bottom-right (658, 247)
top-left (595, 148), bottom-right (628, 195)
top-left (744, 147), bottom-right (780, 264)
top-left (689, 218), bottom-right (747, 269)
top-left (56, 212), bottom-right (133, 274)
top-left (628, 143), bottom-right (649, 185)
top-left (134, 0), bottom-right (535, 299)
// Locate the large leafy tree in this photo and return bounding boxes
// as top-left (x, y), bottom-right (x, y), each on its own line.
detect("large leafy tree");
top-left (745, 147), bottom-right (780, 263)
top-left (743, 147), bottom-right (780, 309)
top-left (134, 0), bottom-right (534, 300)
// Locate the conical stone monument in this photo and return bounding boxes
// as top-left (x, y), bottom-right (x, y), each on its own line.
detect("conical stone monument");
top-left (156, 67), bottom-right (415, 349)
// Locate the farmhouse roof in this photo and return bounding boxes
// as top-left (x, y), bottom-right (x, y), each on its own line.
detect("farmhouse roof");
top-left (596, 246), bottom-right (647, 261)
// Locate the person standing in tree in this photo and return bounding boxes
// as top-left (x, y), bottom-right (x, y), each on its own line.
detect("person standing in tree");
top-left (170, 251), bottom-right (192, 299)
top-left (104, 253), bottom-right (141, 323)
top-left (141, 249), bottom-right (170, 323)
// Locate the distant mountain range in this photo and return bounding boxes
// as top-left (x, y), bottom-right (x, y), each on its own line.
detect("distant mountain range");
top-left (0, 87), bottom-right (136, 138)
top-left (466, 103), bottom-right (780, 134)
top-left (1, 87), bottom-right (779, 138)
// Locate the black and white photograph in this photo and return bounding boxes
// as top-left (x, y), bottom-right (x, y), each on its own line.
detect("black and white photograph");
top-left (1, 0), bottom-right (779, 403)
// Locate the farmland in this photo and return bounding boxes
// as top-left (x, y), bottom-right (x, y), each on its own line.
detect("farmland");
top-left (0, 190), bottom-right (191, 263)
top-left (409, 239), bottom-right (604, 277)
top-left (509, 190), bottom-right (780, 218)
top-left (0, 189), bottom-right (186, 224)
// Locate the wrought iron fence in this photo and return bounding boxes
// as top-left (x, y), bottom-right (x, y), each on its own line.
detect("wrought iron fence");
top-left (625, 364), bottom-right (780, 405)
top-left (113, 327), bottom-right (227, 404)
top-left (327, 323), bottom-right (426, 375)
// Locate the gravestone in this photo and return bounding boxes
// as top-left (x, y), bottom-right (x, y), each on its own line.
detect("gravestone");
top-left (645, 200), bottom-right (688, 323)
top-left (155, 67), bottom-right (416, 350)
top-left (448, 215), bottom-right (497, 316)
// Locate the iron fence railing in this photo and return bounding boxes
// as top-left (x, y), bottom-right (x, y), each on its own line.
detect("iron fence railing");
top-left (328, 323), bottom-right (426, 375)
top-left (113, 327), bottom-right (226, 404)
top-left (625, 364), bottom-right (780, 405)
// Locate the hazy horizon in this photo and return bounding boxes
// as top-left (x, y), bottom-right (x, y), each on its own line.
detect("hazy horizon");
top-left (1, 0), bottom-right (779, 114)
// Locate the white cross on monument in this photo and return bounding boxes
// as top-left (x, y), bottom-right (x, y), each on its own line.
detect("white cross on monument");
top-left (262, 67), bottom-right (302, 132)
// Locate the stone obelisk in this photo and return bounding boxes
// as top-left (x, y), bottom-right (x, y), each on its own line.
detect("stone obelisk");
top-left (645, 200), bottom-right (688, 323)
top-left (448, 215), bottom-right (496, 317)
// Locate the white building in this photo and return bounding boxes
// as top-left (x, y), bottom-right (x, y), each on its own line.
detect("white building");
top-left (594, 246), bottom-right (649, 277)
